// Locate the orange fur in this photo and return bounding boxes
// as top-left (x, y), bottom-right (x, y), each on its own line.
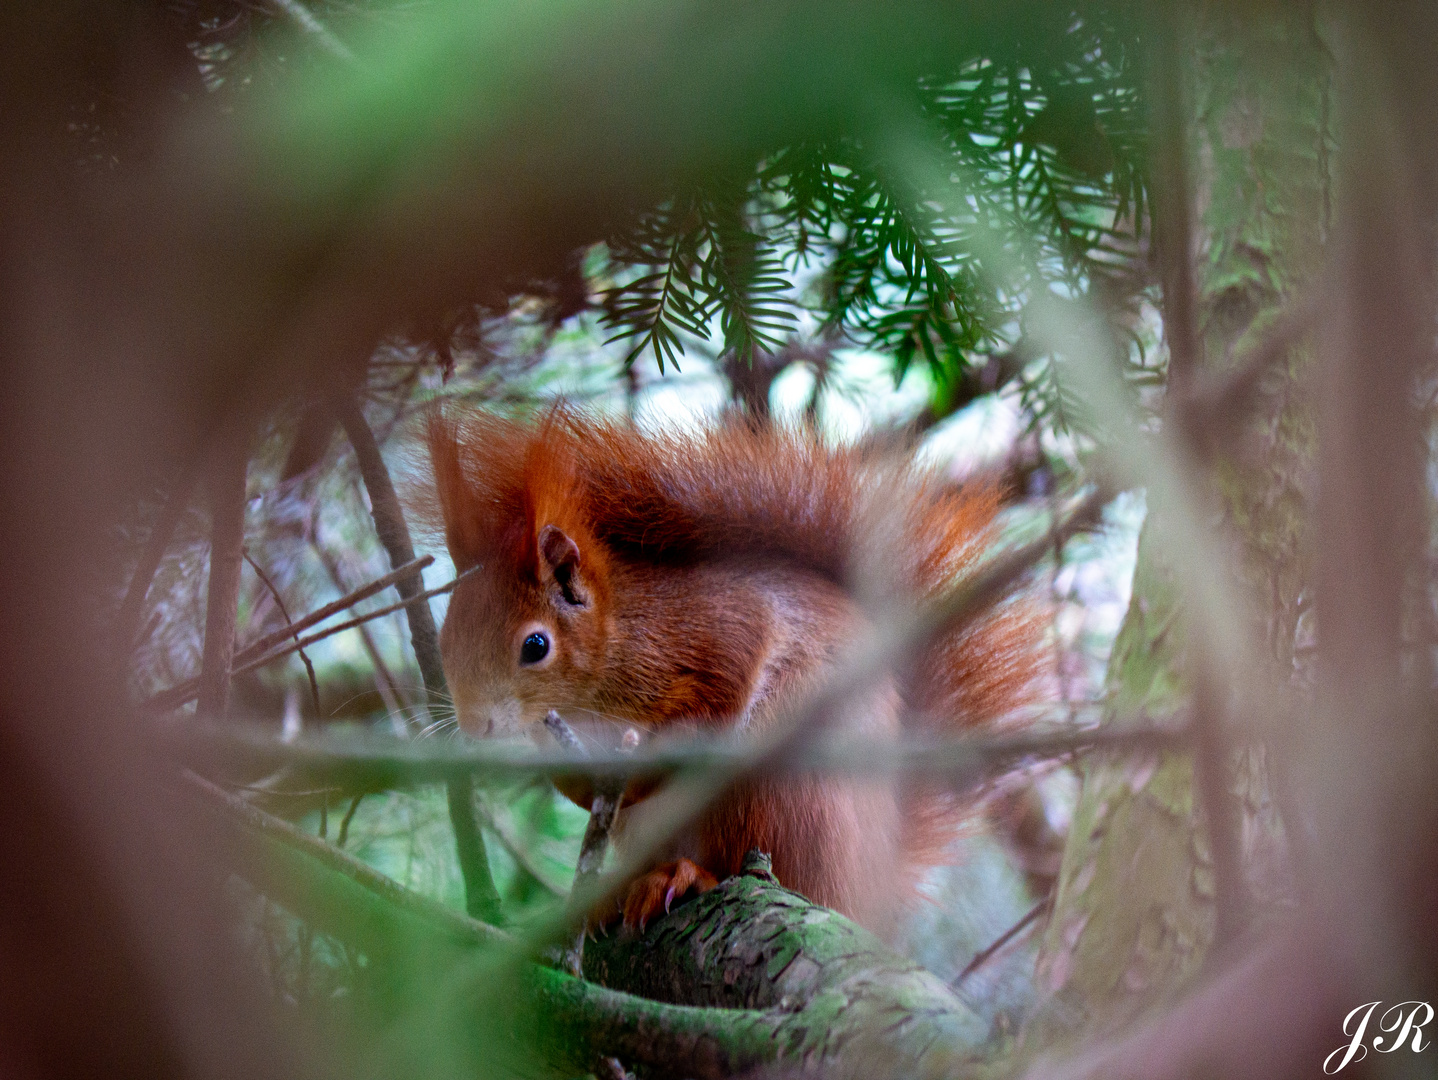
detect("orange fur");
top-left (420, 405), bottom-right (1042, 938)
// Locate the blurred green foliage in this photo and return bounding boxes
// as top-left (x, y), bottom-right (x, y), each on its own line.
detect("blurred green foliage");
top-left (110, 1), bottom-right (1168, 1072)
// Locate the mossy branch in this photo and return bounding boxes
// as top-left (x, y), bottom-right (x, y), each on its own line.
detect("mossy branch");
top-left (184, 770), bottom-right (994, 1079)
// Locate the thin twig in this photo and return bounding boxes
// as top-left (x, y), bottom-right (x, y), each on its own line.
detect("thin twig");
top-left (542, 710), bottom-right (586, 754)
top-left (336, 794), bottom-right (363, 847)
top-left (471, 794), bottom-right (567, 898)
top-left (952, 894), bottom-right (1052, 988)
top-left (310, 533), bottom-right (410, 722)
top-left (229, 785), bottom-right (344, 799)
top-left (197, 423), bottom-right (249, 719)
top-left (237, 572), bottom-right (475, 673)
top-left (134, 610), bottom-right (164, 654)
top-left (142, 559), bottom-right (447, 713)
top-left (546, 711), bottom-right (626, 976)
top-left (236, 554), bottom-right (433, 666)
top-left (242, 548), bottom-right (322, 719)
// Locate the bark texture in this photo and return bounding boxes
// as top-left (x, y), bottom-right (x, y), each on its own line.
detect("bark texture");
top-left (586, 861), bottom-right (989, 1063)
top-left (1027, 5), bottom-right (1325, 1045)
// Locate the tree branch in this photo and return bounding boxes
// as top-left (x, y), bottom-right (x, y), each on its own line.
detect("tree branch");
top-left (1147, 6), bottom-right (1200, 402)
top-left (448, 774), bottom-right (503, 924)
top-left (182, 769), bottom-right (508, 950)
top-left (333, 392), bottom-right (501, 925)
top-left (578, 851), bottom-right (990, 1075)
top-left (141, 555), bottom-right (437, 713)
top-left (197, 423), bottom-right (249, 719)
top-left (242, 548), bottom-right (322, 719)
top-left (333, 394), bottom-right (446, 700)
top-left (1147, 6), bottom-right (1245, 950)
top-left (166, 716), bottom-right (1191, 795)
top-left (184, 770), bottom-right (992, 1078)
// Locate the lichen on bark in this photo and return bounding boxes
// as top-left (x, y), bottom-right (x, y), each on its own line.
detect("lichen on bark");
top-left (584, 866), bottom-right (990, 1075)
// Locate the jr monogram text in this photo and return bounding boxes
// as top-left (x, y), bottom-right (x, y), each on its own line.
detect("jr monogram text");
top-left (1324, 1001), bottom-right (1433, 1073)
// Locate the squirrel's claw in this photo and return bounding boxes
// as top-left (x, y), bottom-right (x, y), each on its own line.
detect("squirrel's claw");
top-left (620, 859), bottom-right (718, 932)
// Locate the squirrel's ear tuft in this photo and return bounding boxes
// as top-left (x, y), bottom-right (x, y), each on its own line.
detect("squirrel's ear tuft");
top-left (423, 405), bottom-right (535, 572)
top-left (424, 407), bottom-right (482, 569)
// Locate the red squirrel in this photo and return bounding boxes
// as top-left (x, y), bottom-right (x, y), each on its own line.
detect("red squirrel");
top-left (421, 406), bottom-right (1041, 938)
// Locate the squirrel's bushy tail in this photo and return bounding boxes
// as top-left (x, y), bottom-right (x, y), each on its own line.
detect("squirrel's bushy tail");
top-left (881, 472), bottom-right (1047, 890)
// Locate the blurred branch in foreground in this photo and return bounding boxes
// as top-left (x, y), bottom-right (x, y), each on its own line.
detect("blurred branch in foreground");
top-left (168, 720), bottom-right (1191, 794)
top-left (185, 769), bottom-right (994, 1078)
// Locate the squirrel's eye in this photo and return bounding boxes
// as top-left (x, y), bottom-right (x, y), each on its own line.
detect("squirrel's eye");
top-left (519, 632), bottom-right (550, 665)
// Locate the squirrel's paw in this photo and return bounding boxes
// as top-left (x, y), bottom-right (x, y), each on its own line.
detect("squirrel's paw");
top-left (619, 859), bottom-right (718, 932)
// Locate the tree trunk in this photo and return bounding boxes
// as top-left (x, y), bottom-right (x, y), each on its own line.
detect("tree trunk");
top-left (1027, 5), bottom-right (1327, 1043)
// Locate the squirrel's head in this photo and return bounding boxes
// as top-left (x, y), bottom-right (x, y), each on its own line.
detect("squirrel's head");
top-left (425, 407), bottom-right (613, 738)
top-left (440, 518), bottom-right (612, 737)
